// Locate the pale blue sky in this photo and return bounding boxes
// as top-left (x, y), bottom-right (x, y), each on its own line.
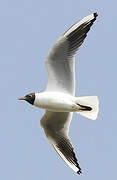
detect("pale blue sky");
top-left (0, 0), bottom-right (116, 179)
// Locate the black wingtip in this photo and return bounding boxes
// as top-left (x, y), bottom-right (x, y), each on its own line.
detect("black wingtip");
top-left (77, 169), bottom-right (82, 175)
top-left (91, 12), bottom-right (98, 24)
top-left (94, 12), bottom-right (98, 19)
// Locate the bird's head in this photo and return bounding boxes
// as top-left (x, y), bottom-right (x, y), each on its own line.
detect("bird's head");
top-left (18, 93), bottom-right (35, 105)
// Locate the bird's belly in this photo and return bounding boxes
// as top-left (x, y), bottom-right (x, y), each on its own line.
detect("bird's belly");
top-left (34, 92), bottom-right (77, 112)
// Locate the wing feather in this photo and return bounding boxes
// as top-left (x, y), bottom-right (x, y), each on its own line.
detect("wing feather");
top-left (45, 13), bottom-right (98, 95)
top-left (53, 135), bottom-right (82, 174)
top-left (40, 111), bottom-right (81, 174)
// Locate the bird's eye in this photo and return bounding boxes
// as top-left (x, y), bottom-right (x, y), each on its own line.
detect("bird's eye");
top-left (26, 94), bottom-right (32, 99)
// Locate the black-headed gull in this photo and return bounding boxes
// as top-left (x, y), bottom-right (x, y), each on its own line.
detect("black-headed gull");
top-left (19, 12), bottom-right (99, 174)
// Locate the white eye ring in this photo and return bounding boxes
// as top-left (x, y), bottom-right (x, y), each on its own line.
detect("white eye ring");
top-left (27, 94), bottom-right (32, 99)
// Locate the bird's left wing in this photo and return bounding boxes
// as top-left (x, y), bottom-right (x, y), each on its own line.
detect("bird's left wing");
top-left (45, 13), bottom-right (98, 95)
top-left (40, 111), bottom-right (81, 174)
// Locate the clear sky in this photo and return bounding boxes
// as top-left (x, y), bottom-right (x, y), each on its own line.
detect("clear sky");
top-left (0, 0), bottom-right (116, 179)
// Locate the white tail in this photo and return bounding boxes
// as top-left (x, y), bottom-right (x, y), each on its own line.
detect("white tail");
top-left (76, 96), bottom-right (99, 120)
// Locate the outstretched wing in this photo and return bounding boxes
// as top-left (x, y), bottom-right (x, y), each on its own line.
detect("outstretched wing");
top-left (45, 13), bottom-right (98, 95)
top-left (40, 111), bottom-right (81, 174)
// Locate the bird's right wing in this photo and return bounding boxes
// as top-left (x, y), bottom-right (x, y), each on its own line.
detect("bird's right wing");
top-left (45, 13), bottom-right (98, 95)
top-left (52, 134), bottom-right (82, 174)
top-left (40, 111), bottom-right (82, 174)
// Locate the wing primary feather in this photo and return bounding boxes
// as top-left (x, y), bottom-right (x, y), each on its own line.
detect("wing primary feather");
top-left (65, 13), bottom-right (98, 58)
top-left (52, 134), bottom-right (82, 174)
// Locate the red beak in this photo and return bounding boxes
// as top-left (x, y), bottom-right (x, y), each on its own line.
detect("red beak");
top-left (18, 97), bottom-right (25, 100)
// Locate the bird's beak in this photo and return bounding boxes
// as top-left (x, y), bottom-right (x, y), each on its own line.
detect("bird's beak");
top-left (18, 97), bottom-right (26, 101)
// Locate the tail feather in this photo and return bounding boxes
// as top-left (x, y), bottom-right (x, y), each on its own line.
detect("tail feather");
top-left (76, 96), bottom-right (99, 120)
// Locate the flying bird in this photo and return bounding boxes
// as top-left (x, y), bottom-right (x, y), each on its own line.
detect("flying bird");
top-left (19, 12), bottom-right (99, 174)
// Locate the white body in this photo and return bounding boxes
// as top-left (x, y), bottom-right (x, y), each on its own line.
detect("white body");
top-left (34, 92), bottom-right (77, 112)
top-left (34, 92), bottom-right (99, 120)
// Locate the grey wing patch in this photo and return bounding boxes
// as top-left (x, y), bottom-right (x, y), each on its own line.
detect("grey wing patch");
top-left (40, 111), bottom-right (72, 137)
top-left (53, 134), bottom-right (82, 174)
